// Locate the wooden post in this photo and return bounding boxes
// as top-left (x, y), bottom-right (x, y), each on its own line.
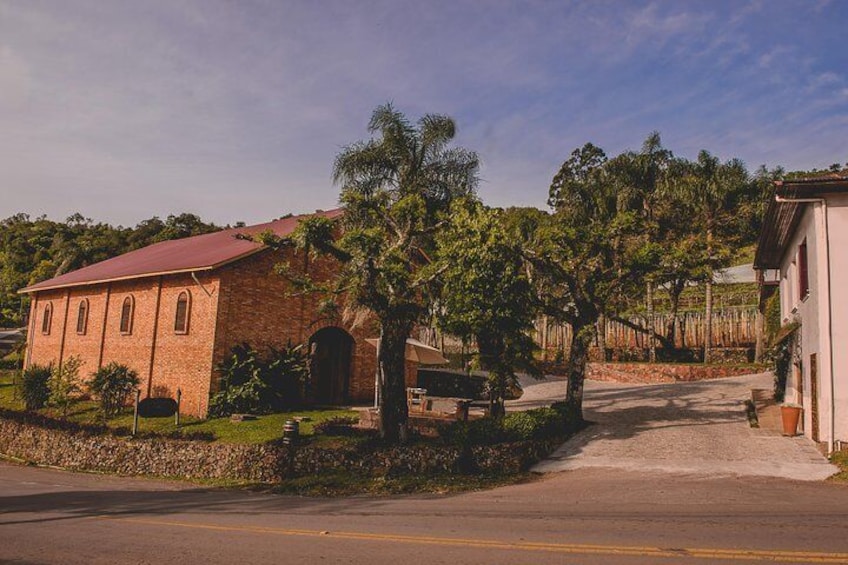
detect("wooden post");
top-left (132, 389), bottom-right (141, 436)
top-left (175, 388), bottom-right (181, 427)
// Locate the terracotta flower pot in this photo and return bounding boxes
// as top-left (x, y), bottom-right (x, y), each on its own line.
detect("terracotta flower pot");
top-left (781, 405), bottom-right (802, 436)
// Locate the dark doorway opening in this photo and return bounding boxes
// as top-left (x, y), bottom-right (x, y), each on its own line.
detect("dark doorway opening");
top-left (309, 327), bottom-right (354, 405)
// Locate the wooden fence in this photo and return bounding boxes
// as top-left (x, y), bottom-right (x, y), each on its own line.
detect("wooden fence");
top-left (418, 307), bottom-right (761, 356)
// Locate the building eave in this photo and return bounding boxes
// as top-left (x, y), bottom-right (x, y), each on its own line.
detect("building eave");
top-left (18, 246), bottom-right (267, 294)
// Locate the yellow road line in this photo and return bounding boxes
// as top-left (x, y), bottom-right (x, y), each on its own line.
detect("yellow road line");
top-left (97, 516), bottom-right (848, 563)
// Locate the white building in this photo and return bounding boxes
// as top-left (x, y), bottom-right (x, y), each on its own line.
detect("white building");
top-left (755, 174), bottom-right (848, 453)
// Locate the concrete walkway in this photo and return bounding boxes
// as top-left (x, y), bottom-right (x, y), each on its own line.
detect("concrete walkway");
top-left (517, 373), bottom-right (837, 481)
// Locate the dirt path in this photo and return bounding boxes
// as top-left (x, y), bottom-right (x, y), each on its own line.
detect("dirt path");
top-left (518, 373), bottom-right (837, 481)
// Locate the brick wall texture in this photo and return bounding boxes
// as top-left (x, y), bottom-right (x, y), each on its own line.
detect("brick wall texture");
top-left (25, 247), bottom-right (415, 417)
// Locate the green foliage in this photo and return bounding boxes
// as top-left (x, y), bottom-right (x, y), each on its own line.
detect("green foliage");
top-left (89, 362), bottom-right (140, 418)
top-left (269, 104), bottom-right (480, 442)
top-left (770, 322), bottom-right (800, 403)
top-left (209, 343), bottom-right (309, 417)
top-left (442, 405), bottom-right (575, 446)
top-left (19, 363), bottom-right (51, 410)
top-left (48, 356), bottom-right (83, 416)
top-left (0, 213), bottom-right (220, 327)
top-left (0, 355), bottom-right (22, 371)
top-left (435, 201), bottom-right (539, 415)
top-left (764, 292), bottom-right (782, 343)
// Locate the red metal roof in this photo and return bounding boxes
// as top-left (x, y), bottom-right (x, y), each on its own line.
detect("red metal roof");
top-left (21, 209), bottom-right (343, 293)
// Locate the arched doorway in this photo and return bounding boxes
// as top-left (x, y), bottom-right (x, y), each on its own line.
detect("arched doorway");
top-left (308, 327), bottom-right (354, 405)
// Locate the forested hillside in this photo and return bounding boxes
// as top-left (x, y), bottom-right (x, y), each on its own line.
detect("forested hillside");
top-left (0, 213), bottom-right (223, 326)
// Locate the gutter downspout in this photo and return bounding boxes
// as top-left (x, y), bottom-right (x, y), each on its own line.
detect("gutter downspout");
top-left (191, 272), bottom-right (214, 297)
top-left (147, 277), bottom-right (163, 398)
top-left (57, 289), bottom-right (71, 369)
top-left (25, 294), bottom-right (38, 370)
top-left (776, 195), bottom-right (836, 453)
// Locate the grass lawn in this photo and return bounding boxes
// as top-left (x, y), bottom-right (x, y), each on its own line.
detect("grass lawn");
top-left (829, 451), bottom-right (848, 483)
top-left (0, 370), bottom-right (358, 444)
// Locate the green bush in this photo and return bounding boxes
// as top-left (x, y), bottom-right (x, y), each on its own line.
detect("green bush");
top-left (19, 364), bottom-right (51, 410)
top-left (502, 407), bottom-right (565, 441)
top-left (442, 405), bottom-right (575, 446)
top-left (0, 354), bottom-right (22, 371)
top-left (48, 356), bottom-right (83, 416)
top-left (89, 362), bottom-right (140, 418)
top-left (209, 342), bottom-right (309, 417)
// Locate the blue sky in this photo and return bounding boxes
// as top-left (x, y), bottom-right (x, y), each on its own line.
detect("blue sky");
top-left (1, 0), bottom-right (846, 226)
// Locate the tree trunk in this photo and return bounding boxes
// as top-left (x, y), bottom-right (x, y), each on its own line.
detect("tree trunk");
top-left (378, 319), bottom-right (413, 443)
top-left (646, 282), bottom-right (656, 362)
top-left (540, 315), bottom-right (549, 362)
top-left (666, 280), bottom-right (685, 349)
top-left (563, 321), bottom-right (594, 424)
top-left (477, 331), bottom-right (507, 418)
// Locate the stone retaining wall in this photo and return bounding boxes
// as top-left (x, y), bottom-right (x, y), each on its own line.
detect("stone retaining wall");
top-left (0, 416), bottom-right (555, 482)
top-left (585, 362), bottom-right (765, 384)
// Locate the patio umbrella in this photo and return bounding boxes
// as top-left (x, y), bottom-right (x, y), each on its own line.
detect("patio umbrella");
top-left (364, 337), bottom-right (449, 365)
top-left (365, 337), bottom-right (449, 407)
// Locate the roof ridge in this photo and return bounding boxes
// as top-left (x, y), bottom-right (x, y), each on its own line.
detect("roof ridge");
top-left (20, 208), bottom-right (343, 293)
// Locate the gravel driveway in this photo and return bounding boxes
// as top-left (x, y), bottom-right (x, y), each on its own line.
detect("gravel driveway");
top-left (509, 373), bottom-right (837, 481)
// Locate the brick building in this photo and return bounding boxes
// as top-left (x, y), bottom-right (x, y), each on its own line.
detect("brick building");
top-left (21, 209), bottom-right (414, 417)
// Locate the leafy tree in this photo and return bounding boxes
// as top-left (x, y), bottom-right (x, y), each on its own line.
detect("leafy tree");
top-left (529, 143), bottom-right (656, 422)
top-left (673, 151), bottom-right (748, 363)
top-left (435, 200), bottom-right (539, 416)
top-left (602, 133), bottom-right (671, 360)
top-left (275, 104), bottom-right (479, 442)
top-left (48, 356), bottom-right (83, 417)
top-left (89, 362), bottom-right (140, 418)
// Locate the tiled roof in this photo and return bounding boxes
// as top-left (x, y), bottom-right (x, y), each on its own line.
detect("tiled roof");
top-left (20, 209), bottom-right (343, 293)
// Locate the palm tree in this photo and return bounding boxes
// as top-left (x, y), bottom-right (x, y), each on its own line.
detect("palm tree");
top-left (681, 151), bottom-right (748, 364)
top-left (329, 103), bottom-right (479, 441)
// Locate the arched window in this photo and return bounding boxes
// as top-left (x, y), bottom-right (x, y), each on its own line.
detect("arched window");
top-left (76, 299), bottom-right (89, 335)
top-left (41, 303), bottom-right (53, 335)
top-left (119, 296), bottom-right (134, 335)
top-left (174, 290), bottom-right (191, 334)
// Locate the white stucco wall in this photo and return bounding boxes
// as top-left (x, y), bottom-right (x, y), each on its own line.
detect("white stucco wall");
top-left (778, 193), bottom-right (848, 448)
top-left (779, 205), bottom-right (824, 442)
top-left (826, 194), bottom-right (848, 447)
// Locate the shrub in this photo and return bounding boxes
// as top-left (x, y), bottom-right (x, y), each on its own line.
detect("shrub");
top-left (0, 354), bottom-right (22, 371)
top-left (441, 405), bottom-right (575, 447)
top-left (48, 356), bottom-right (83, 416)
top-left (502, 408), bottom-right (565, 441)
top-left (19, 364), bottom-right (51, 410)
top-left (209, 342), bottom-right (309, 417)
top-left (89, 362), bottom-right (140, 418)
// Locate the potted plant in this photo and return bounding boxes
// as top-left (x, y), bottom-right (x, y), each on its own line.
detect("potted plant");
top-left (780, 402), bottom-right (802, 436)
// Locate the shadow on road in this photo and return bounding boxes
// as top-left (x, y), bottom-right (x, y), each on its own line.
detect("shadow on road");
top-left (0, 480), bottom-right (415, 526)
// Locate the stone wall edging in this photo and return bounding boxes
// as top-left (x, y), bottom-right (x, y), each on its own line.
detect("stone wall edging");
top-left (0, 416), bottom-right (555, 482)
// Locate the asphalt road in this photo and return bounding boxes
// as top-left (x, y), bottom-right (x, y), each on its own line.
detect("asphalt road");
top-left (3, 461), bottom-right (848, 564)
